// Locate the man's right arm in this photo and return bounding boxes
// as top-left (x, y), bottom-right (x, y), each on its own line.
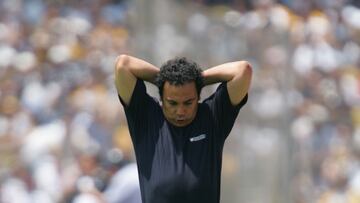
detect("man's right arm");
top-left (114, 55), bottom-right (159, 105)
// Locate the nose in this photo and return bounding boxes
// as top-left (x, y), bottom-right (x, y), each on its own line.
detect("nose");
top-left (176, 106), bottom-right (186, 117)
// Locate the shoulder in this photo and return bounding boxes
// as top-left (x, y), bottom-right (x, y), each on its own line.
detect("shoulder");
top-left (201, 82), bottom-right (227, 104)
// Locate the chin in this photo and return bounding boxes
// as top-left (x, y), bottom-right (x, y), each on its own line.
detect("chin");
top-left (174, 123), bottom-right (188, 127)
top-left (171, 119), bottom-right (192, 127)
top-left (171, 122), bottom-right (184, 127)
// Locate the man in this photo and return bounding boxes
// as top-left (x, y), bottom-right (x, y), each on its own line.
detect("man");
top-left (114, 55), bottom-right (252, 203)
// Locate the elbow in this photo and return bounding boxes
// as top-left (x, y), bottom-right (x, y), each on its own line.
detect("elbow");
top-left (115, 54), bottom-right (130, 72)
top-left (237, 61), bottom-right (253, 78)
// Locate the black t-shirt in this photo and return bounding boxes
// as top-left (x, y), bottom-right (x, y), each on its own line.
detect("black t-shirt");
top-left (119, 80), bottom-right (247, 203)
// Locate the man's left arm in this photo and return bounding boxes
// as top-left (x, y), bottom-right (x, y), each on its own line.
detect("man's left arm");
top-left (202, 61), bottom-right (252, 105)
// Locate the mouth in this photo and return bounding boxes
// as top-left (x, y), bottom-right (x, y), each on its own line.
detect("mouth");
top-left (174, 118), bottom-right (187, 125)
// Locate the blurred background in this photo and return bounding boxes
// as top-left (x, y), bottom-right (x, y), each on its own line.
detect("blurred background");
top-left (0, 0), bottom-right (360, 202)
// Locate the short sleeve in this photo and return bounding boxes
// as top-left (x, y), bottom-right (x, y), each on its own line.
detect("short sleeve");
top-left (118, 79), bottom-right (154, 140)
top-left (118, 79), bottom-right (150, 112)
top-left (203, 82), bottom-right (248, 141)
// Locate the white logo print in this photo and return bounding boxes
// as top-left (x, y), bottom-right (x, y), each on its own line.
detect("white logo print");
top-left (189, 134), bottom-right (206, 142)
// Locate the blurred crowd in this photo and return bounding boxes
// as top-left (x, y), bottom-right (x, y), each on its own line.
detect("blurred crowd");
top-left (0, 0), bottom-right (139, 202)
top-left (191, 0), bottom-right (360, 202)
top-left (0, 0), bottom-right (360, 202)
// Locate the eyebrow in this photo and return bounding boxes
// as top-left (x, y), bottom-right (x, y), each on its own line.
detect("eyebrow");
top-left (184, 98), bottom-right (195, 103)
top-left (165, 98), bottom-right (196, 103)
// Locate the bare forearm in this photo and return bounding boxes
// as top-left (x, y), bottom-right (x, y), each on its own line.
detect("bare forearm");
top-left (202, 61), bottom-right (250, 85)
top-left (203, 60), bottom-right (252, 105)
top-left (116, 54), bottom-right (159, 84)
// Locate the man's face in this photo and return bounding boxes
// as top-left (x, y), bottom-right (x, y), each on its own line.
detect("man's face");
top-left (162, 81), bottom-right (199, 127)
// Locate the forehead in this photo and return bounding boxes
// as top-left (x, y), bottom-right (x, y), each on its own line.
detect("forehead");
top-left (163, 81), bottom-right (197, 101)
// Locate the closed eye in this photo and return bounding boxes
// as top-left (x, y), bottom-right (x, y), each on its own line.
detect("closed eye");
top-left (168, 101), bottom-right (177, 106)
top-left (184, 101), bottom-right (192, 106)
top-left (184, 99), bottom-right (195, 106)
top-left (166, 98), bottom-right (195, 106)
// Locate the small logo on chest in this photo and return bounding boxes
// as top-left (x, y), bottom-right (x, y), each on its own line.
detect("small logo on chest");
top-left (189, 134), bottom-right (206, 142)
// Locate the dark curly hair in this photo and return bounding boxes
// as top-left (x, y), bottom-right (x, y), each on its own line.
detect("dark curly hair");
top-left (155, 57), bottom-right (204, 98)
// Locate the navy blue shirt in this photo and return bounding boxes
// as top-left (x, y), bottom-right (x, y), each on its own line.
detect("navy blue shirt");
top-left (119, 80), bottom-right (247, 203)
